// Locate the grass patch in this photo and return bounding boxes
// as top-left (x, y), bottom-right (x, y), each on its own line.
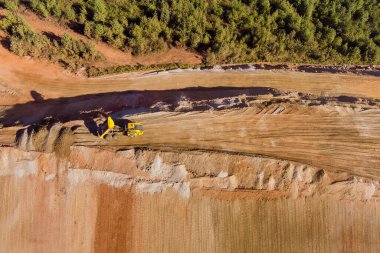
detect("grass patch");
top-left (87, 63), bottom-right (197, 77)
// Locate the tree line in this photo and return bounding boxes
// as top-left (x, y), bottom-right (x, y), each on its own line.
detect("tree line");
top-left (1, 0), bottom-right (379, 65)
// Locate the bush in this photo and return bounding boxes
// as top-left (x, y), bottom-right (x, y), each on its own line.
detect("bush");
top-left (64, 6), bottom-right (76, 21)
top-left (0, 12), bottom-right (101, 70)
top-left (93, 0), bottom-right (107, 22)
top-left (4, 0), bottom-right (19, 12)
top-left (129, 16), bottom-right (167, 55)
top-left (35, 2), bottom-right (49, 17)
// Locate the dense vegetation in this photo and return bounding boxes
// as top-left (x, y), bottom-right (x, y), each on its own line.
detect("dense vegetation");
top-left (0, 10), bottom-right (101, 69)
top-left (1, 0), bottom-right (380, 65)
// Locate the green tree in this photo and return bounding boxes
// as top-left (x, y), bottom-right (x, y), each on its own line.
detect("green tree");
top-left (4, 0), bottom-right (19, 12)
top-left (160, 1), bottom-right (170, 24)
top-left (93, 0), bottom-right (107, 22)
top-left (94, 23), bottom-right (105, 39)
top-left (7, 0), bottom-right (380, 64)
top-left (83, 21), bottom-right (94, 38)
top-left (64, 6), bottom-right (76, 21)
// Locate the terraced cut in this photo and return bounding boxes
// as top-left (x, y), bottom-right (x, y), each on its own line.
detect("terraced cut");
top-left (1, 69), bottom-right (380, 252)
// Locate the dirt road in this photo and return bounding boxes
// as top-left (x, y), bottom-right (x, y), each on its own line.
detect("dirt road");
top-left (1, 66), bottom-right (380, 105)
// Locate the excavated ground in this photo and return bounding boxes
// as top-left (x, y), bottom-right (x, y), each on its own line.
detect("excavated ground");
top-left (2, 86), bottom-right (380, 179)
top-left (1, 144), bottom-right (380, 252)
top-left (1, 67), bottom-right (380, 252)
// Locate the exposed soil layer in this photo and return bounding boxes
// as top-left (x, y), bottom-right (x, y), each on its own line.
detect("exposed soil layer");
top-left (3, 145), bottom-right (379, 200)
top-left (3, 86), bottom-right (379, 127)
top-left (1, 146), bottom-right (380, 253)
top-left (2, 85), bottom-right (379, 180)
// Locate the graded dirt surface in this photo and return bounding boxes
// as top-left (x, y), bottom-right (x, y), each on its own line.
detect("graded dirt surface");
top-left (1, 42), bottom-right (380, 252)
top-left (1, 58), bottom-right (380, 105)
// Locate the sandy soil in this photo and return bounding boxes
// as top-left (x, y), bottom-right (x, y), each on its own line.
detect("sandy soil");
top-left (2, 173), bottom-right (379, 253)
top-left (0, 146), bottom-right (380, 253)
top-left (0, 38), bottom-right (70, 104)
top-left (1, 55), bottom-right (379, 106)
top-left (1, 84), bottom-right (380, 179)
top-left (1, 78), bottom-right (380, 252)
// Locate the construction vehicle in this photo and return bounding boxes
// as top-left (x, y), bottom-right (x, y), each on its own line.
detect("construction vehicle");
top-left (97, 116), bottom-right (144, 140)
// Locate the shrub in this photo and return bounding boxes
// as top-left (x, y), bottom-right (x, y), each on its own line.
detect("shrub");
top-left (64, 6), bottom-right (76, 21)
top-left (93, 0), bottom-right (107, 22)
top-left (4, 0), bottom-right (19, 12)
top-left (0, 13), bottom-right (101, 70)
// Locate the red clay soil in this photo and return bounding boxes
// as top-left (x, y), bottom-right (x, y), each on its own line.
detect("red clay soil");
top-left (195, 188), bottom-right (288, 200)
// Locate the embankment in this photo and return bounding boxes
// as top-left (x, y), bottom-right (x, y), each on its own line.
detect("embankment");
top-left (1, 145), bottom-right (380, 253)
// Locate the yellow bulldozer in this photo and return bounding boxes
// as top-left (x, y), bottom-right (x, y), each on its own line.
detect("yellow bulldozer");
top-left (97, 116), bottom-right (144, 140)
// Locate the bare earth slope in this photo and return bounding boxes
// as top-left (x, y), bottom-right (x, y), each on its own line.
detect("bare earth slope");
top-left (1, 146), bottom-right (380, 253)
top-left (1, 38), bottom-right (380, 252)
top-left (1, 86), bottom-right (379, 178)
